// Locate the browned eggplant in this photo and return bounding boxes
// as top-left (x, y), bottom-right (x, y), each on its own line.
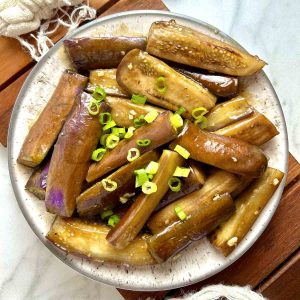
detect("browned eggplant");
top-left (47, 217), bottom-right (156, 265)
top-left (77, 151), bottom-right (160, 217)
top-left (45, 92), bottom-right (102, 217)
top-left (106, 150), bottom-right (185, 249)
top-left (17, 70), bottom-right (88, 167)
top-left (147, 194), bottom-right (234, 263)
top-left (105, 96), bottom-right (164, 128)
top-left (64, 37), bottom-right (147, 71)
top-left (148, 169), bottom-right (241, 234)
top-left (169, 121), bottom-right (268, 177)
top-left (116, 49), bottom-right (216, 118)
top-left (86, 111), bottom-right (178, 182)
top-left (215, 111), bottom-right (279, 146)
top-left (146, 20), bottom-right (266, 76)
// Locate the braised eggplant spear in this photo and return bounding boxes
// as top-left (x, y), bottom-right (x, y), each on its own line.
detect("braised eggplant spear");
top-left (64, 36), bottom-right (147, 71)
top-left (18, 70), bottom-right (88, 167)
top-left (146, 20), bottom-right (266, 76)
top-left (45, 92), bottom-right (103, 217)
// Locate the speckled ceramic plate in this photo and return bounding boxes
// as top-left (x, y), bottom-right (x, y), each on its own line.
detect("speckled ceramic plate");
top-left (8, 11), bottom-right (288, 291)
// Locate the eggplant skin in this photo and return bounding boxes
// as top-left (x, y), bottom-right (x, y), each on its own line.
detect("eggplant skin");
top-left (169, 121), bottom-right (268, 178)
top-left (18, 70), bottom-right (88, 167)
top-left (146, 20), bottom-right (266, 76)
top-left (64, 37), bottom-right (147, 71)
top-left (45, 92), bottom-right (102, 217)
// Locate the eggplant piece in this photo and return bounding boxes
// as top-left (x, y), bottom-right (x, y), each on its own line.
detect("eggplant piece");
top-left (215, 111), bottom-right (279, 146)
top-left (116, 49), bottom-right (216, 118)
top-left (47, 217), bottom-right (156, 265)
top-left (45, 92), bottom-right (102, 217)
top-left (146, 20), bottom-right (266, 76)
top-left (64, 37), bottom-right (147, 71)
top-left (106, 150), bottom-right (185, 249)
top-left (147, 193), bottom-right (234, 263)
top-left (87, 69), bottom-right (130, 97)
top-left (77, 151), bottom-right (160, 217)
top-left (175, 67), bottom-right (238, 98)
top-left (148, 169), bottom-right (241, 234)
top-left (105, 96), bottom-right (164, 128)
top-left (86, 111), bottom-right (178, 182)
top-left (169, 121), bottom-right (268, 178)
top-left (18, 70), bottom-right (88, 167)
top-left (210, 167), bottom-right (284, 256)
top-left (205, 96), bottom-right (254, 131)
top-left (155, 161), bottom-right (206, 211)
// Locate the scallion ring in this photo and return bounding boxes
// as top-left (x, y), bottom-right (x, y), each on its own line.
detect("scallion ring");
top-left (145, 161), bottom-right (159, 175)
top-left (194, 116), bottom-right (208, 129)
top-left (111, 127), bottom-right (126, 138)
top-left (88, 98), bottom-right (100, 116)
top-left (103, 120), bottom-right (116, 131)
top-left (155, 76), bottom-right (167, 94)
top-left (91, 148), bottom-right (106, 161)
top-left (168, 177), bottom-right (182, 192)
top-left (131, 94), bottom-right (147, 105)
top-left (99, 112), bottom-right (112, 125)
top-left (92, 87), bottom-right (106, 102)
top-left (106, 134), bottom-right (119, 149)
top-left (100, 134), bottom-right (109, 146)
top-left (133, 115), bottom-right (146, 128)
top-left (102, 179), bottom-right (118, 192)
top-left (107, 214), bottom-right (120, 227)
top-left (142, 181), bottom-right (157, 195)
top-left (127, 148), bottom-right (140, 162)
top-left (124, 126), bottom-right (136, 139)
top-left (136, 139), bottom-right (151, 147)
top-left (192, 107), bottom-right (208, 119)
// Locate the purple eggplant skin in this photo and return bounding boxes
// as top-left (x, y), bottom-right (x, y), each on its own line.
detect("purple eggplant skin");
top-left (64, 37), bottom-right (147, 71)
top-left (45, 92), bottom-right (102, 217)
top-left (17, 70), bottom-right (88, 167)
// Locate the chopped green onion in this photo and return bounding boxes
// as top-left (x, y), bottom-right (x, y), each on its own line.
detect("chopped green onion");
top-left (142, 181), bottom-right (157, 194)
top-left (124, 126), bottom-right (136, 139)
top-left (131, 94), bottom-right (147, 105)
top-left (112, 127), bottom-right (126, 138)
top-left (108, 214), bottom-right (120, 227)
top-left (173, 166), bottom-right (191, 178)
top-left (91, 148), bottom-right (106, 161)
top-left (99, 112), bottom-right (112, 125)
top-left (144, 111), bottom-right (159, 123)
top-left (170, 113), bottom-right (183, 129)
top-left (175, 106), bottom-right (186, 115)
top-left (93, 87), bottom-right (106, 102)
top-left (194, 116), bottom-right (208, 129)
top-left (119, 196), bottom-right (129, 204)
top-left (136, 139), bottom-right (151, 147)
top-left (174, 205), bottom-right (187, 221)
top-left (192, 107), bottom-right (208, 119)
top-left (145, 161), bottom-right (159, 175)
top-left (127, 148), bottom-right (140, 162)
top-left (103, 120), bottom-right (116, 131)
top-left (148, 174), bottom-right (153, 180)
top-left (155, 76), bottom-right (167, 94)
top-left (174, 144), bottom-right (190, 159)
top-left (101, 209), bottom-right (113, 219)
top-left (106, 134), bottom-right (119, 149)
top-left (88, 98), bottom-right (100, 116)
top-left (168, 177), bottom-right (182, 192)
top-left (100, 134), bottom-right (109, 146)
top-left (134, 168), bottom-right (149, 188)
top-left (102, 179), bottom-right (118, 192)
top-left (133, 115), bottom-right (146, 128)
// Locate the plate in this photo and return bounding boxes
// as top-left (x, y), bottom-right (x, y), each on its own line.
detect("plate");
top-left (8, 11), bottom-right (288, 291)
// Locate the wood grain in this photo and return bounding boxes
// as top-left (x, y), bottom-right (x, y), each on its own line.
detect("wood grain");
top-left (286, 154), bottom-right (300, 186)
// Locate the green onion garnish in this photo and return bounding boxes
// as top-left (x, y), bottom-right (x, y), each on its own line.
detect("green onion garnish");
top-left (148, 174), bottom-right (153, 180)
top-left (131, 94), bottom-right (147, 105)
top-left (127, 148), bottom-right (140, 162)
top-left (173, 166), bottom-right (191, 178)
top-left (133, 115), bottom-right (146, 128)
top-left (174, 205), bottom-right (187, 221)
top-left (155, 76), bottom-right (167, 94)
top-left (100, 134), bottom-right (109, 146)
top-left (170, 113), bottom-right (183, 129)
top-left (111, 127), bottom-right (126, 138)
top-left (194, 115), bottom-right (208, 129)
top-left (124, 126), bottom-right (136, 139)
top-left (101, 209), bottom-right (113, 220)
top-left (145, 161), bottom-right (159, 175)
top-left (106, 134), bottom-right (120, 149)
top-left (175, 107), bottom-right (186, 115)
top-left (93, 87), bottom-right (106, 102)
top-left (142, 181), bottom-right (157, 195)
top-left (91, 148), bottom-right (106, 161)
top-left (192, 107), bottom-right (208, 119)
top-left (136, 139), bottom-right (151, 147)
top-left (144, 111), bottom-right (159, 123)
top-left (102, 179), bottom-right (118, 192)
top-left (99, 112), bottom-right (112, 125)
top-left (168, 177), bottom-right (182, 192)
top-left (119, 196), bottom-right (129, 204)
top-left (174, 145), bottom-right (190, 159)
top-left (134, 168), bottom-right (149, 188)
top-left (108, 214), bottom-right (120, 227)
top-left (103, 120), bottom-right (116, 131)
top-left (88, 98), bottom-right (100, 116)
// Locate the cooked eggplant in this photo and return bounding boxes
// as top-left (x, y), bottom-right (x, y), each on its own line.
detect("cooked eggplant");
top-left (86, 111), bottom-right (178, 182)
top-left (105, 96), bottom-right (164, 128)
top-left (148, 169), bottom-right (240, 234)
top-left (47, 217), bottom-right (156, 265)
top-left (106, 150), bottom-right (185, 249)
top-left (146, 20), bottom-right (266, 76)
top-left (210, 167), bottom-right (284, 256)
top-left (18, 70), bottom-right (88, 167)
top-left (87, 69), bottom-right (130, 97)
top-left (147, 193), bottom-right (234, 263)
top-left (205, 96), bottom-right (254, 131)
top-left (64, 37), bottom-right (147, 71)
top-left (116, 49), bottom-right (216, 118)
top-left (169, 121), bottom-right (268, 177)
top-left (45, 92), bottom-right (102, 217)
top-left (215, 111), bottom-right (279, 146)
top-left (77, 151), bottom-right (160, 217)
